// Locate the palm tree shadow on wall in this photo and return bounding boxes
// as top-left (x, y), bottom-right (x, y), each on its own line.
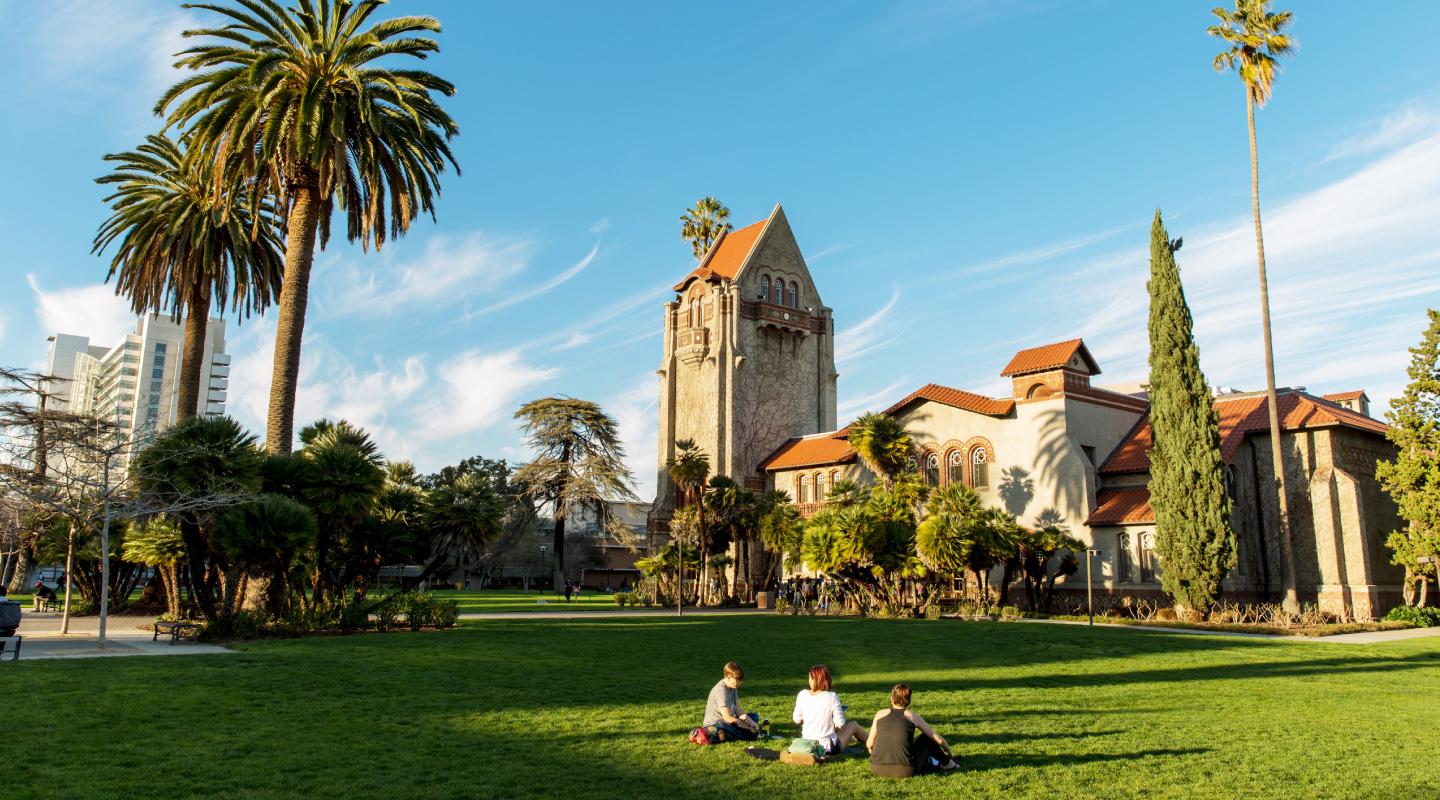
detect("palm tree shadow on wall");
top-left (999, 466), bottom-right (1035, 516)
top-left (1032, 507), bottom-right (1068, 532)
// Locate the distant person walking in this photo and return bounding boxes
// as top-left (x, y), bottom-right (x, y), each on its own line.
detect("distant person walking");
top-left (564, 581), bottom-right (573, 603)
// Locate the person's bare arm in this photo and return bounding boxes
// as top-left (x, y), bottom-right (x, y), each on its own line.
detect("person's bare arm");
top-left (906, 710), bottom-right (947, 748)
top-left (866, 710), bottom-right (885, 752)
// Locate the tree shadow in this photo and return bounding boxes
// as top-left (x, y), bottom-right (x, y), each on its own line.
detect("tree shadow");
top-left (968, 747), bottom-right (1215, 772)
top-left (998, 466), bottom-right (1034, 516)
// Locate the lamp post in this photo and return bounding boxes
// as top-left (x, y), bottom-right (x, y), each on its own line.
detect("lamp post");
top-left (1418, 556), bottom-right (1437, 608)
top-left (539, 545), bottom-right (548, 593)
top-left (1086, 549), bottom-right (1101, 626)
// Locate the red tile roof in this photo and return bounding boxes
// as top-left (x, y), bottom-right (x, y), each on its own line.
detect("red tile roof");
top-left (1099, 392), bottom-right (1391, 475)
top-left (1322, 390), bottom-right (1368, 402)
top-left (672, 219), bottom-right (767, 291)
top-left (883, 383), bottom-right (1015, 418)
top-left (1086, 489), bottom-right (1154, 525)
top-left (759, 433), bottom-right (856, 471)
top-left (1000, 339), bottom-right (1100, 377)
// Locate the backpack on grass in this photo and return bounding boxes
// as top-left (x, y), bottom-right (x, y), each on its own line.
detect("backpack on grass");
top-left (689, 725), bottom-right (720, 745)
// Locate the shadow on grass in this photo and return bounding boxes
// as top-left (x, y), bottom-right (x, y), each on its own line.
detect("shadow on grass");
top-left (969, 747), bottom-right (1215, 772)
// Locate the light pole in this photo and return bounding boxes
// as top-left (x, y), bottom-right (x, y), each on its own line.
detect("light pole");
top-left (1086, 549), bottom-right (1101, 626)
top-left (1418, 556), bottom-right (1437, 608)
top-left (539, 545), bottom-right (548, 593)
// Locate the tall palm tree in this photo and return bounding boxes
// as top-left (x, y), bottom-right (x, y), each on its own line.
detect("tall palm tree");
top-left (680, 197), bottom-right (733, 260)
top-left (665, 438), bottom-right (709, 612)
top-left (1209, 0), bottom-right (1299, 611)
top-left (847, 412), bottom-right (915, 491)
top-left (93, 134), bottom-right (283, 421)
top-left (513, 398), bottom-right (638, 591)
top-left (158, 0), bottom-right (460, 453)
top-left (299, 420), bottom-right (385, 601)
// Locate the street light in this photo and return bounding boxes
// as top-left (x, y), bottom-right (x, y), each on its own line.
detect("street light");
top-left (539, 545), bottom-right (548, 593)
top-left (1086, 549), bottom-right (1102, 626)
top-left (1419, 556), bottom-right (1437, 607)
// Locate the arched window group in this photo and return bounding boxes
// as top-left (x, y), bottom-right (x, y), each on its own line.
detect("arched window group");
top-left (796, 469), bottom-right (846, 504)
top-left (760, 275), bottom-right (801, 309)
top-left (689, 296), bottom-right (703, 328)
top-left (920, 444), bottom-right (992, 491)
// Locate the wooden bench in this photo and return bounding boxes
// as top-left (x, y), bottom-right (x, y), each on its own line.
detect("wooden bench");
top-left (39, 598), bottom-right (61, 612)
top-left (0, 636), bottom-right (20, 661)
top-left (153, 620), bottom-right (202, 644)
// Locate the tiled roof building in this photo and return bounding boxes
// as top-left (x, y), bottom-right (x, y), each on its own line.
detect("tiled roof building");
top-left (652, 205), bottom-right (1402, 616)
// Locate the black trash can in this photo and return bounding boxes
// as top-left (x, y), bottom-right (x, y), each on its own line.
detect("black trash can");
top-left (0, 599), bottom-right (20, 637)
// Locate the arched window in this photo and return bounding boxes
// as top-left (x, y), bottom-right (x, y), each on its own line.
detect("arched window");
top-left (816, 472), bottom-right (827, 503)
top-left (761, 276), bottom-right (770, 303)
top-left (948, 450), bottom-right (964, 486)
top-left (798, 474), bottom-right (810, 504)
top-left (1027, 383), bottom-right (1052, 399)
top-left (1139, 531), bottom-right (1156, 582)
top-left (1117, 532), bottom-right (1133, 583)
top-left (971, 447), bottom-right (989, 490)
top-left (690, 297), bottom-right (702, 328)
top-left (1225, 465), bottom-right (1237, 502)
top-left (789, 282), bottom-right (799, 308)
top-left (924, 453), bottom-right (940, 487)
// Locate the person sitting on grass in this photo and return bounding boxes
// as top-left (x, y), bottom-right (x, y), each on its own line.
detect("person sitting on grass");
top-left (793, 664), bottom-right (867, 756)
top-left (867, 684), bottom-right (959, 777)
top-left (703, 661), bottom-right (761, 741)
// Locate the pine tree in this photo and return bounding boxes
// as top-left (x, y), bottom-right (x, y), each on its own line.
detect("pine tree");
top-left (1376, 310), bottom-right (1440, 606)
top-left (1146, 211), bottom-right (1235, 614)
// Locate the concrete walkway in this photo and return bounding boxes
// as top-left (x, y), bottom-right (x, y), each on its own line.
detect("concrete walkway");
top-left (5, 611), bottom-right (232, 661)
top-left (1017, 616), bottom-right (1440, 644)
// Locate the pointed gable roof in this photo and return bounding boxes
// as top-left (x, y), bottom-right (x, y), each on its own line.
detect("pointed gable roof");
top-left (672, 211), bottom-right (771, 291)
top-left (1099, 391), bottom-right (1390, 475)
top-left (1000, 339), bottom-right (1100, 377)
top-left (883, 383), bottom-right (1014, 418)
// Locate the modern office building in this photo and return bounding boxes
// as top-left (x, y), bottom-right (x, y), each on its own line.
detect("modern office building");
top-left (45, 314), bottom-right (231, 440)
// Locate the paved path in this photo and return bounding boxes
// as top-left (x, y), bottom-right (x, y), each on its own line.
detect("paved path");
top-left (6, 610), bottom-right (232, 661)
top-left (1017, 617), bottom-right (1440, 643)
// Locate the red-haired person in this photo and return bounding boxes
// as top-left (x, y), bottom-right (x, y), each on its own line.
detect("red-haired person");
top-left (866, 684), bottom-right (959, 777)
top-left (792, 665), bottom-right (867, 755)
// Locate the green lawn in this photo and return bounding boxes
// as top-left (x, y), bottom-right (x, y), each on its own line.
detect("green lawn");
top-left (437, 588), bottom-right (655, 613)
top-left (9, 616), bottom-right (1440, 799)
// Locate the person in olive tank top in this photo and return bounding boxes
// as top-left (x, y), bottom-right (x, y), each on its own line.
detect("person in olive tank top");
top-left (866, 684), bottom-right (959, 778)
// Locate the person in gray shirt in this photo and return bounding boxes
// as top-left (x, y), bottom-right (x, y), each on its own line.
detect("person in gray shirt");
top-left (702, 662), bottom-right (760, 741)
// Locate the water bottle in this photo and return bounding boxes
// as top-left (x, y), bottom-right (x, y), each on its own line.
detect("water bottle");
top-left (761, 718), bottom-right (771, 738)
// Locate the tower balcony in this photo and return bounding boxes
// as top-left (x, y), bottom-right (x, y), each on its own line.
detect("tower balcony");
top-left (676, 327), bottom-right (710, 366)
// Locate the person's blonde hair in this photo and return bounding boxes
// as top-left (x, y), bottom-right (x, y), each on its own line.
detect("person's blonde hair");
top-left (890, 684), bottom-right (911, 708)
top-left (724, 662), bottom-right (745, 680)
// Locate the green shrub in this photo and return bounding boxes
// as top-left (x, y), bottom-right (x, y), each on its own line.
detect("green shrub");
top-left (1384, 605), bottom-right (1440, 627)
top-left (1000, 606), bottom-right (1021, 621)
top-left (775, 597), bottom-right (790, 613)
top-left (924, 604), bottom-right (942, 620)
top-left (430, 596), bottom-right (460, 629)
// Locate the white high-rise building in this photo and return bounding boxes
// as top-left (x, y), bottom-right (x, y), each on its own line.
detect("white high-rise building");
top-left (46, 314), bottom-right (231, 437)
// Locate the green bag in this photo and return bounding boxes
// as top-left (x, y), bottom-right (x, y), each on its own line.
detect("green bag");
top-left (787, 738), bottom-right (825, 759)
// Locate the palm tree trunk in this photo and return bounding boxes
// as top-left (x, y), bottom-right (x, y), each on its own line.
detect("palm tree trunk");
top-left (1248, 85), bottom-right (1299, 613)
top-left (176, 283), bottom-right (212, 421)
top-left (266, 177), bottom-right (323, 454)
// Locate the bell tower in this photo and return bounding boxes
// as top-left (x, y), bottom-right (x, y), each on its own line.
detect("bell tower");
top-left (652, 204), bottom-right (837, 534)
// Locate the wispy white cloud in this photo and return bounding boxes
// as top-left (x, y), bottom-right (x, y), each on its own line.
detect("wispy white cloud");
top-left (1324, 101), bottom-right (1440, 162)
top-left (324, 232), bottom-right (534, 319)
top-left (459, 243), bottom-right (598, 321)
top-left (412, 350), bottom-right (558, 453)
top-left (604, 374), bottom-right (661, 501)
top-left (589, 219), bottom-right (610, 234)
top-left (28, 276), bottom-right (137, 346)
top-left (836, 288), bottom-right (903, 365)
top-left (838, 378), bottom-right (910, 422)
top-left (808, 241), bottom-right (859, 261)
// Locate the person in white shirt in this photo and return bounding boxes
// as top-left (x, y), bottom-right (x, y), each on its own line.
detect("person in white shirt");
top-left (792, 664), bottom-right (867, 755)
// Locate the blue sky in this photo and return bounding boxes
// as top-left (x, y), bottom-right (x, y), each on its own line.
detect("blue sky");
top-left (3, 0), bottom-right (1439, 499)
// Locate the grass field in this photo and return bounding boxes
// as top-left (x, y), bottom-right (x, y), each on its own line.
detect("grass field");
top-left (9, 616), bottom-right (1440, 799)
top-left (438, 588), bottom-right (650, 613)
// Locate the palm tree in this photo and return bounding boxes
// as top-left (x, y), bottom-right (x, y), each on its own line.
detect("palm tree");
top-left (847, 412), bottom-right (915, 491)
top-left (131, 415), bottom-right (266, 621)
top-left (1209, 0), bottom-right (1299, 611)
top-left (93, 134), bottom-right (283, 421)
top-left (664, 438), bottom-right (709, 612)
top-left (158, 0), bottom-right (460, 453)
top-left (420, 472), bottom-right (506, 582)
top-left (122, 517), bottom-right (187, 618)
top-left (757, 489), bottom-right (803, 576)
top-left (680, 197), bottom-right (733, 260)
top-left (298, 420), bottom-right (385, 601)
top-left (513, 398), bottom-right (638, 592)
top-left (211, 492), bottom-right (317, 615)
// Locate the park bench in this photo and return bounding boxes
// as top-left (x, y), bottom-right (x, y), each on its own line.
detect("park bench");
top-left (152, 620), bottom-right (202, 645)
top-left (0, 636), bottom-right (20, 661)
top-left (39, 598), bottom-right (61, 612)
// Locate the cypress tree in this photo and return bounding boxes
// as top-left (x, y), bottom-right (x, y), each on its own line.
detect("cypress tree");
top-left (1146, 210), bottom-right (1235, 614)
top-left (1375, 309), bottom-right (1440, 606)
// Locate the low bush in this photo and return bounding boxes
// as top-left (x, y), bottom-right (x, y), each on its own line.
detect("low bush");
top-left (924, 604), bottom-right (942, 620)
top-left (613, 592), bottom-right (629, 607)
top-left (1384, 605), bottom-right (1440, 627)
top-left (200, 591), bottom-right (459, 641)
top-left (1000, 606), bottom-right (1021, 622)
